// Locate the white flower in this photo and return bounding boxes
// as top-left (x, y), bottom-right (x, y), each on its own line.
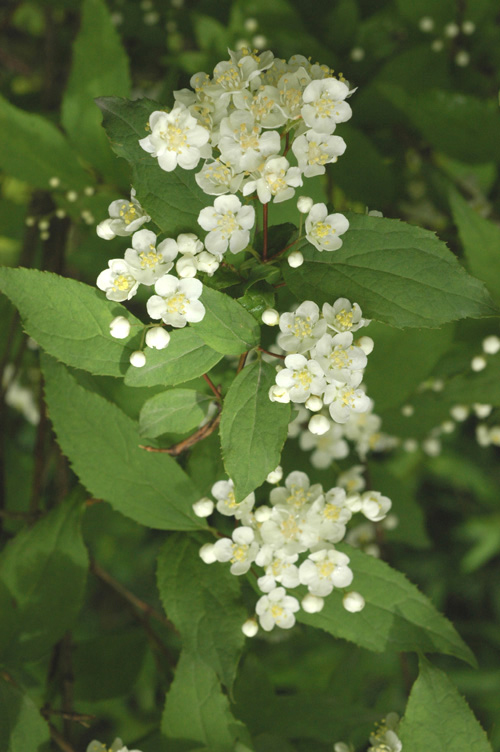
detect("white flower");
top-left (176, 254), bottom-right (198, 278)
top-left (196, 251), bottom-right (220, 275)
top-left (269, 470), bottom-right (323, 510)
top-left (96, 189), bottom-right (150, 239)
top-left (368, 714), bottom-right (402, 752)
top-left (212, 526), bottom-right (259, 575)
top-left (275, 354), bottom-right (326, 403)
top-left (198, 194), bottom-right (255, 255)
top-left (211, 479), bottom-right (255, 519)
top-left (482, 335), bottom-right (500, 354)
top-left (301, 594), bottom-right (325, 613)
top-left (192, 497), bottom-right (214, 517)
top-left (287, 250), bottom-right (304, 268)
top-left (146, 275), bottom-right (205, 328)
top-left (195, 158), bottom-right (244, 195)
top-left (199, 543), bottom-right (217, 564)
top-left (307, 488), bottom-right (352, 543)
top-left (299, 549), bottom-right (353, 596)
top-left (109, 316), bottom-right (131, 339)
top-left (124, 229), bottom-right (178, 285)
top-left (255, 586), bottom-right (300, 631)
top-left (139, 106), bottom-right (210, 172)
top-left (96, 259), bottom-right (139, 302)
top-left (323, 298), bottom-right (368, 333)
top-left (234, 85), bottom-right (286, 129)
top-left (266, 465), bottom-right (283, 484)
top-left (305, 203), bottom-right (349, 252)
top-left (87, 738), bottom-right (142, 752)
top-left (297, 195), bottom-right (314, 214)
top-left (241, 618), bottom-right (259, 637)
top-left (207, 49), bottom-right (275, 101)
top-left (258, 551), bottom-right (300, 592)
top-left (262, 308), bottom-right (280, 326)
top-left (360, 490), bottom-right (392, 522)
top-left (243, 156), bottom-right (302, 204)
top-left (323, 382), bottom-right (371, 423)
top-left (301, 77), bottom-right (352, 133)
top-left (145, 327), bottom-right (171, 350)
top-left (471, 355), bottom-right (487, 372)
top-left (269, 384), bottom-right (291, 403)
top-left (337, 465), bottom-right (366, 494)
top-left (311, 332), bottom-right (367, 386)
top-left (129, 351), bottom-right (146, 368)
top-left (307, 414), bottom-right (331, 435)
top-left (277, 301), bottom-right (327, 353)
top-left (343, 591), bottom-right (365, 613)
top-left (292, 129), bottom-right (346, 177)
top-left (300, 423), bottom-right (349, 468)
top-left (218, 111), bottom-right (280, 171)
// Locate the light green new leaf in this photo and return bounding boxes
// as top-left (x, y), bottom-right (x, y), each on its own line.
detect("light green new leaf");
top-left (62, 0), bottom-right (130, 182)
top-left (157, 535), bottom-right (246, 689)
top-left (220, 360), bottom-right (291, 501)
top-left (0, 267), bottom-right (143, 377)
top-left (97, 96), bottom-right (211, 234)
top-left (42, 355), bottom-right (203, 531)
top-left (0, 94), bottom-right (91, 190)
top-left (162, 651), bottom-right (240, 752)
top-left (283, 213), bottom-right (496, 328)
top-left (450, 189), bottom-right (500, 306)
top-left (0, 494), bottom-right (88, 665)
top-left (124, 328), bottom-right (223, 388)
top-left (298, 544), bottom-right (475, 665)
top-left (399, 660), bottom-right (493, 752)
top-left (195, 287), bottom-right (260, 355)
top-left (0, 677), bottom-right (50, 752)
top-left (140, 389), bottom-right (213, 438)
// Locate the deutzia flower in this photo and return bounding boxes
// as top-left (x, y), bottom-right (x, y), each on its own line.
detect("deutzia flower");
top-left (323, 298), bottom-right (369, 333)
top-left (124, 229), bottom-right (178, 285)
top-left (146, 275), bottom-right (205, 327)
top-left (305, 203), bottom-right (349, 251)
top-left (368, 713), bottom-right (402, 752)
top-left (311, 332), bottom-right (367, 386)
top-left (195, 158), bottom-right (244, 195)
top-left (206, 48), bottom-right (275, 101)
top-left (255, 586), bottom-right (300, 631)
top-left (299, 423), bottom-right (349, 468)
top-left (270, 470), bottom-right (323, 510)
top-left (218, 110), bottom-right (280, 171)
top-left (212, 526), bottom-right (259, 575)
top-left (301, 77), bottom-right (352, 133)
top-left (139, 106), bottom-right (210, 172)
top-left (292, 129), bottom-right (347, 177)
top-left (299, 549), bottom-right (353, 596)
top-left (257, 551), bottom-right (301, 592)
top-left (277, 301), bottom-right (327, 353)
top-left (96, 259), bottom-right (139, 302)
top-left (275, 354), bottom-right (326, 403)
top-left (211, 479), bottom-right (255, 519)
top-left (198, 195), bottom-right (255, 255)
top-left (243, 155), bottom-right (303, 204)
top-left (323, 382), bottom-right (371, 424)
top-left (87, 739), bottom-right (142, 752)
top-left (96, 189), bottom-right (150, 239)
top-left (360, 490), bottom-right (392, 522)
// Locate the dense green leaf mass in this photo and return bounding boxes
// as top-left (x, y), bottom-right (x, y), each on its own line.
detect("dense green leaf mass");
top-left (399, 660), bottom-right (493, 751)
top-left (283, 213), bottom-right (496, 327)
top-left (0, 677), bottom-right (50, 752)
top-left (42, 355), bottom-right (204, 530)
top-left (0, 494), bottom-right (88, 665)
top-left (195, 286), bottom-right (260, 355)
top-left (220, 360), bottom-right (291, 501)
top-left (298, 544), bottom-right (475, 665)
top-left (157, 534), bottom-right (246, 689)
top-left (139, 388), bottom-right (213, 438)
top-left (124, 328), bottom-right (223, 387)
top-left (0, 267), bottom-right (143, 377)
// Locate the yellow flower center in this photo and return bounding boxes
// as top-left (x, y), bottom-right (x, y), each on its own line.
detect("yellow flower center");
top-left (112, 274), bottom-right (134, 292)
top-left (318, 560), bottom-right (335, 578)
top-left (231, 543), bottom-right (249, 563)
top-left (335, 309), bottom-right (353, 329)
top-left (162, 124), bottom-right (188, 152)
top-left (166, 293), bottom-right (187, 314)
top-left (119, 203), bottom-right (137, 224)
top-left (217, 211), bottom-right (240, 238)
top-left (312, 220), bottom-right (334, 240)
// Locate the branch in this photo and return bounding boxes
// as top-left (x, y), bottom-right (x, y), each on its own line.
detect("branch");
top-left (140, 412), bottom-right (221, 456)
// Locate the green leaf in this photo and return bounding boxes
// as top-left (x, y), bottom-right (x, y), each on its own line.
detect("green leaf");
top-left (298, 544), bottom-right (475, 665)
top-left (162, 651), bottom-right (241, 752)
top-left (399, 660), bottom-right (493, 752)
top-left (139, 388), bottom-right (213, 438)
top-left (444, 356), bottom-right (500, 406)
top-left (42, 354), bottom-right (203, 531)
top-left (0, 94), bottom-right (91, 190)
top-left (395, 0), bottom-right (455, 26)
top-left (124, 328), bottom-right (223, 388)
top-left (195, 287), bottom-right (260, 355)
top-left (61, 0), bottom-right (130, 182)
top-left (283, 213), bottom-right (497, 328)
top-left (0, 267), bottom-right (143, 377)
top-left (450, 189), bottom-right (500, 306)
top-left (157, 534), bottom-right (246, 689)
top-left (0, 493), bottom-right (88, 664)
top-left (219, 360), bottom-right (291, 501)
top-left (0, 677), bottom-right (50, 752)
top-left (97, 96), bottom-right (211, 233)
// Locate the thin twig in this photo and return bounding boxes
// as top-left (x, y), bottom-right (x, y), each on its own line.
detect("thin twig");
top-left (140, 412), bottom-right (221, 456)
top-left (202, 373), bottom-right (221, 400)
top-left (41, 707), bottom-right (95, 728)
top-left (237, 351), bottom-right (248, 373)
top-left (257, 347), bottom-right (285, 360)
top-left (48, 723), bottom-right (78, 752)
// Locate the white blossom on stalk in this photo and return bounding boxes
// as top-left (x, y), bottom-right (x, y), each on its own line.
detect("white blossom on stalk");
top-left (198, 195), bottom-right (255, 255)
top-left (212, 526), bottom-right (259, 575)
top-left (218, 110), bottom-right (280, 171)
top-left (109, 316), bottom-right (131, 339)
top-left (275, 354), bottom-right (326, 403)
top-left (342, 591), bottom-right (365, 613)
top-left (292, 129), bottom-right (347, 177)
top-left (312, 332), bottom-right (367, 386)
top-left (196, 251), bottom-right (220, 275)
top-left (124, 229), bottom-right (178, 285)
top-left (255, 586), bottom-right (300, 631)
top-left (270, 470), bottom-right (323, 510)
top-left (299, 549), bottom-right (353, 596)
top-left (146, 275), bottom-right (205, 328)
top-left (257, 551), bottom-right (301, 592)
top-left (323, 298), bottom-right (369, 333)
top-left (299, 423), bottom-right (349, 468)
top-left (307, 488), bottom-right (352, 543)
top-left (243, 156), bottom-right (303, 204)
top-left (360, 490), bottom-right (392, 522)
top-left (305, 203), bottom-right (349, 251)
top-left (145, 327), bottom-right (171, 350)
top-left (195, 158), bottom-right (244, 195)
top-left (323, 382), bottom-right (371, 424)
top-left (337, 465), bottom-right (366, 494)
top-left (206, 49), bottom-right (275, 101)
top-left (87, 738), bottom-right (142, 752)
top-left (211, 479), bottom-right (255, 519)
top-left (96, 259), bottom-right (139, 302)
top-left (233, 85), bottom-right (286, 129)
top-left (139, 106), bottom-right (210, 172)
top-left (368, 713), bottom-right (402, 752)
top-left (301, 77), bottom-right (352, 133)
top-left (277, 301), bottom-right (327, 353)
top-left (96, 189), bottom-right (150, 239)
top-left (307, 413), bottom-right (331, 436)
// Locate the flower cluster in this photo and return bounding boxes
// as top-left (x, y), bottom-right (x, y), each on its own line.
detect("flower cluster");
top-left (335, 712), bottom-right (402, 752)
top-left (87, 739), bottom-right (142, 752)
top-left (197, 469), bottom-right (392, 634)
top-left (268, 297), bottom-right (374, 432)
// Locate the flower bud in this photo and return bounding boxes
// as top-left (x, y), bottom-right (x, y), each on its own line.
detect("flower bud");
top-left (462, 20), bottom-right (475, 34)
top-left (49, 176), bottom-right (60, 188)
top-left (297, 195), bottom-right (314, 214)
top-left (357, 336), bottom-right (374, 355)
top-left (96, 218), bottom-right (116, 240)
top-left (266, 466), bottom-right (283, 484)
top-left (287, 251), bottom-right (304, 268)
top-left (418, 16), bottom-right (434, 32)
top-left (66, 190), bottom-right (78, 202)
top-left (199, 543), bottom-right (217, 564)
top-left (471, 355), bottom-right (487, 372)
top-left (444, 21), bottom-right (459, 37)
top-left (473, 403), bottom-right (492, 418)
top-left (129, 350), bottom-right (146, 367)
top-left (301, 594), bottom-right (324, 613)
top-left (196, 251), bottom-right (220, 275)
top-left (482, 335), bottom-right (500, 355)
top-left (262, 308), bottom-right (279, 326)
top-left (176, 254), bottom-right (198, 278)
top-left (145, 327), bottom-right (171, 350)
top-left (109, 316), bottom-right (131, 339)
top-left (342, 591), bottom-right (365, 613)
top-left (305, 395), bottom-right (323, 412)
top-left (192, 497), bottom-right (214, 517)
top-left (241, 618), bottom-right (258, 637)
top-left (254, 506), bottom-right (272, 523)
top-left (308, 414), bottom-right (330, 435)
top-left (269, 385), bottom-right (290, 403)
top-left (401, 404), bottom-right (414, 417)
top-left (450, 404), bottom-right (469, 422)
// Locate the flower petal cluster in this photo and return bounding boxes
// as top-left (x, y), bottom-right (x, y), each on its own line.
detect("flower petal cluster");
top-left (139, 106), bottom-right (210, 172)
top-left (96, 189), bottom-right (150, 239)
top-left (198, 195), bottom-right (255, 255)
top-left (305, 202), bottom-right (349, 251)
top-left (146, 275), bottom-right (205, 328)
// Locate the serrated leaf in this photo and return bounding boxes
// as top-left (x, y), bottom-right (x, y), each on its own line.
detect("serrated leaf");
top-left (399, 660), bottom-right (493, 752)
top-left (0, 267), bottom-right (143, 377)
top-left (0, 493), bottom-right (88, 665)
top-left (42, 354), bottom-right (203, 531)
top-left (0, 677), bottom-right (50, 752)
top-left (124, 328), bottom-right (223, 388)
top-left (97, 96), bottom-right (211, 233)
top-left (162, 651), bottom-right (240, 752)
top-left (157, 535), bottom-right (246, 689)
top-left (195, 287), bottom-right (260, 355)
top-left (283, 213), bottom-right (497, 328)
top-left (219, 360), bottom-right (290, 501)
top-left (61, 0), bottom-right (130, 182)
top-left (298, 544), bottom-right (475, 665)
top-left (140, 388), bottom-right (213, 438)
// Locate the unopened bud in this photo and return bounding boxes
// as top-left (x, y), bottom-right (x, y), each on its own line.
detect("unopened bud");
top-left (96, 218), bottom-right (116, 240)
top-left (308, 414), bottom-right (330, 435)
top-left (199, 543), bottom-right (217, 564)
top-left (357, 336), bottom-right (374, 355)
top-left (297, 195), bottom-right (314, 214)
top-left (287, 251), bottom-right (304, 268)
top-left (49, 176), bottom-right (60, 188)
top-left (305, 395), bottom-right (323, 412)
top-left (450, 404), bottom-right (469, 421)
top-left (241, 618), bottom-right (258, 637)
top-left (269, 385), bottom-right (290, 403)
top-left (145, 327), bottom-right (171, 350)
top-left (196, 251), bottom-right (219, 276)
top-left (482, 335), bottom-right (500, 355)
top-left (301, 594), bottom-right (324, 613)
top-left (473, 403), bottom-right (492, 418)
top-left (192, 497), bottom-right (214, 517)
top-left (129, 350), bottom-right (146, 367)
top-left (266, 466), bottom-right (283, 484)
top-left (176, 254), bottom-right (198, 278)
top-left (110, 316), bottom-right (131, 339)
top-left (471, 355), bottom-right (487, 372)
top-left (342, 591), bottom-right (365, 613)
top-left (444, 22), bottom-right (459, 37)
top-left (418, 16), bottom-right (434, 32)
top-left (66, 190), bottom-right (78, 202)
top-left (262, 308), bottom-right (280, 326)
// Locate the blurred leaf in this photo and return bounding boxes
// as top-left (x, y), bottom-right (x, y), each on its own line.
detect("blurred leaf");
top-left (196, 287), bottom-right (260, 356)
top-left (0, 677), bottom-right (50, 752)
top-left (42, 355), bottom-right (204, 531)
top-left (445, 356), bottom-right (500, 405)
top-left (283, 213), bottom-right (497, 328)
top-left (139, 388), bottom-right (213, 438)
top-left (459, 516), bottom-right (500, 573)
top-left (395, 0), bottom-right (455, 25)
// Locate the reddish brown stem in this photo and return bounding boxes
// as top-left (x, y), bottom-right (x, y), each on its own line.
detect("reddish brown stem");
top-left (237, 351), bottom-right (248, 373)
top-left (140, 412), bottom-right (221, 456)
top-left (262, 202), bottom-right (269, 261)
top-left (258, 347), bottom-right (285, 360)
top-left (202, 373), bottom-right (221, 400)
